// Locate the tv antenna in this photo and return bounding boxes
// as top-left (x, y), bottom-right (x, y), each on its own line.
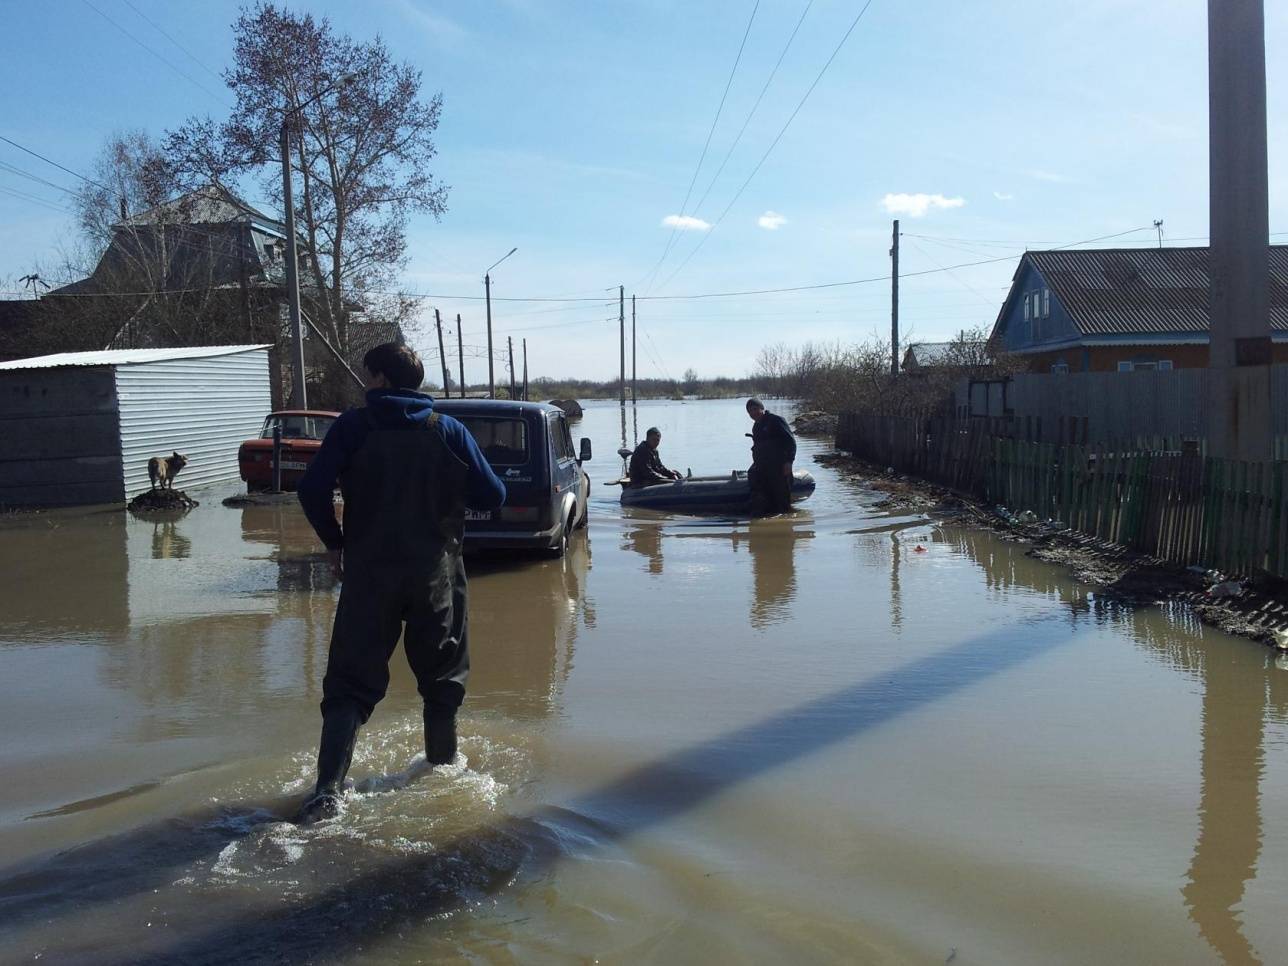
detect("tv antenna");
top-left (18, 274), bottom-right (50, 299)
top-left (1153, 219), bottom-right (1164, 249)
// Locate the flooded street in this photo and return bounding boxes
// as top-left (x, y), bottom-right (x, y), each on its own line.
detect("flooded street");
top-left (3, 397), bottom-right (1288, 964)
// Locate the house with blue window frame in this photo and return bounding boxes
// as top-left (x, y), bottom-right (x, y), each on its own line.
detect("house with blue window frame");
top-left (988, 246), bottom-right (1288, 373)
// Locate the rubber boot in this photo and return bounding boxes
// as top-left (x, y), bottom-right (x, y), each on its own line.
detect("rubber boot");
top-left (294, 704), bottom-right (363, 825)
top-left (424, 711), bottom-right (457, 766)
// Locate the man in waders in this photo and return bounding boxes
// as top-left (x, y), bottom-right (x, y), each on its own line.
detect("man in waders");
top-left (745, 398), bottom-right (797, 516)
top-left (294, 343), bottom-right (505, 824)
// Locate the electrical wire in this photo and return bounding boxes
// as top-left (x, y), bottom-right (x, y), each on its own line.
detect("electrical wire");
top-left (654, 0), bottom-right (879, 292)
top-left (80, 0), bottom-right (230, 106)
top-left (689, 0), bottom-right (815, 222)
top-left (635, 0), bottom-right (762, 292)
top-left (119, 0), bottom-right (226, 84)
top-left (0, 134), bottom-right (111, 192)
top-left (0, 160), bottom-right (78, 196)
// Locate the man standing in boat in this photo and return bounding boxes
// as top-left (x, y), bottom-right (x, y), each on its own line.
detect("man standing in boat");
top-left (746, 398), bottom-right (796, 515)
top-left (628, 427), bottom-right (683, 487)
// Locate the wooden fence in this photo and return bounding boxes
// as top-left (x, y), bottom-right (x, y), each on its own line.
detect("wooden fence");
top-left (837, 412), bottom-right (1288, 578)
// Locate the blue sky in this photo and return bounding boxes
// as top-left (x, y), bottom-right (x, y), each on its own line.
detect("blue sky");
top-left (3, 0), bottom-right (1287, 380)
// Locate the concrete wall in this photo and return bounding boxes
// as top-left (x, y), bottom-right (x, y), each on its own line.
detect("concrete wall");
top-left (115, 348), bottom-right (271, 497)
top-left (0, 367), bottom-right (124, 507)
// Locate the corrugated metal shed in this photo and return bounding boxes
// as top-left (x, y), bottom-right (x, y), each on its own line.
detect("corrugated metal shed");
top-left (0, 344), bottom-right (271, 370)
top-left (0, 345), bottom-right (271, 507)
top-left (1018, 246), bottom-right (1288, 337)
top-left (117, 350), bottom-right (270, 494)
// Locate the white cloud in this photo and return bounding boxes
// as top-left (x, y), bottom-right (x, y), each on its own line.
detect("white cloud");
top-left (662, 214), bottom-right (710, 231)
top-left (757, 210), bottom-right (787, 230)
top-left (993, 191), bottom-right (1015, 201)
top-left (880, 193), bottom-right (966, 218)
top-left (1022, 169), bottom-right (1068, 183)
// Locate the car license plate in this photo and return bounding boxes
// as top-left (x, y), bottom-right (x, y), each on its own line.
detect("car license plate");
top-left (280, 461), bottom-right (309, 471)
top-left (465, 510), bottom-right (493, 521)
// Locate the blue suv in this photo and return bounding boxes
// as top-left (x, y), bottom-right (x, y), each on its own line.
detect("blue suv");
top-left (434, 399), bottom-right (591, 555)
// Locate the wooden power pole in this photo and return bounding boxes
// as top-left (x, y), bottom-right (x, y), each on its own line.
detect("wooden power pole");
top-left (522, 338), bottom-right (529, 400)
top-left (507, 336), bottom-right (517, 400)
top-left (434, 308), bottom-right (450, 396)
top-left (619, 285), bottom-right (626, 405)
top-left (890, 218), bottom-right (900, 378)
top-left (631, 294), bottom-right (637, 402)
top-left (455, 314), bottom-right (465, 399)
top-left (1207, 0), bottom-right (1271, 459)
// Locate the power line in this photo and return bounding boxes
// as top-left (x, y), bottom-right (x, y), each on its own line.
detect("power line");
top-left (0, 134), bottom-right (110, 192)
top-left (119, 0), bottom-right (226, 84)
top-left (0, 160), bottom-right (78, 196)
top-left (689, 0), bottom-right (815, 221)
top-left (636, 0), bottom-right (762, 292)
top-left (0, 184), bottom-right (73, 215)
top-left (641, 225), bottom-right (1157, 300)
top-left (655, 0), bottom-right (879, 292)
top-left (80, 0), bottom-right (230, 106)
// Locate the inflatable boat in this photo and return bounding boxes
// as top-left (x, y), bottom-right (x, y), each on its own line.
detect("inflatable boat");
top-left (618, 469), bottom-right (816, 514)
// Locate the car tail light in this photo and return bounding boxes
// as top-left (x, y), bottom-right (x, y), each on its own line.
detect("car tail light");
top-left (500, 506), bottom-right (539, 522)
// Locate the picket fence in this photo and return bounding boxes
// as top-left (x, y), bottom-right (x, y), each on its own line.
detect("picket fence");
top-left (836, 412), bottom-right (1288, 578)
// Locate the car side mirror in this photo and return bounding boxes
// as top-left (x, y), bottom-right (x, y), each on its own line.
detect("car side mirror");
top-left (579, 438), bottom-right (592, 462)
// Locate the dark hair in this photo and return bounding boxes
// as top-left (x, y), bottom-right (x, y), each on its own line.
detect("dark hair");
top-left (363, 342), bottom-right (424, 389)
top-left (746, 398), bottom-right (764, 410)
top-left (646, 426), bottom-right (661, 437)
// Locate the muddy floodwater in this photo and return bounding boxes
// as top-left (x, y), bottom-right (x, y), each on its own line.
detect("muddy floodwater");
top-left (3, 397), bottom-right (1288, 964)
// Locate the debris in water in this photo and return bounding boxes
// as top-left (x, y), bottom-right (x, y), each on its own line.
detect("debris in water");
top-left (127, 488), bottom-right (199, 511)
top-left (1208, 580), bottom-right (1245, 599)
top-left (946, 948), bottom-right (957, 963)
top-left (914, 545), bottom-right (927, 553)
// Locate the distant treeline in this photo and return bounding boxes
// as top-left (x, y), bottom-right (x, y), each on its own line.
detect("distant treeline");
top-left (525, 374), bottom-right (770, 401)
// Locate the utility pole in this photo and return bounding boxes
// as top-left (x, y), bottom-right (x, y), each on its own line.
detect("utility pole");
top-left (281, 119), bottom-right (307, 408)
top-left (619, 285), bottom-right (626, 405)
top-left (522, 338), bottom-right (529, 401)
top-left (485, 272), bottom-right (495, 398)
top-left (507, 336), bottom-right (517, 400)
top-left (434, 308), bottom-right (450, 396)
top-left (456, 314), bottom-right (465, 399)
top-left (1207, 0), bottom-right (1271, 460)
top-left (890, 219), bottom-right (900, 378)
top-left (631, 294), bottom-right (637, 402)
top-left (1153, 219), bottom-right (1165, 249)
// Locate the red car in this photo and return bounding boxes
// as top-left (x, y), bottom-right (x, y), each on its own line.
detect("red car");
top-left (238, 410), bottom-right (340, 491)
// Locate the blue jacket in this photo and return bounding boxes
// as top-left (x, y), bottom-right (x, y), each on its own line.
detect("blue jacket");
top-left (298, 389), bottom-right (506, 550)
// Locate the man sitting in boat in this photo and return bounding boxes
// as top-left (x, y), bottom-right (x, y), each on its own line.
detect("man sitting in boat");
top-left (628, 427), bottom-right (683, 487)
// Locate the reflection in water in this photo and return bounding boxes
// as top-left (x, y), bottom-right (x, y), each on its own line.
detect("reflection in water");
top-left (889, 533), bottom-right (902, 631)
top-left (746, 521), bottom-right (802, 629)
top-left (1182, 654), bottom-right (1266, 966)
top-left (149, 519), bottom-right (192, 560)
top-left (625, 524), bottom-right (663, 575)
top-left (625, 518), bottom-right (808, 629)
top-left (940, 524), bottom-right (1274, 965)
top-left (467, 537), bottom-right (591, 720)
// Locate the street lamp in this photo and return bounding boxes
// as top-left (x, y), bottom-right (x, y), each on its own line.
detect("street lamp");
top-left (280, 73), bottom-right (357, 408)
top-left (484, 246), bottom-right (517, 398)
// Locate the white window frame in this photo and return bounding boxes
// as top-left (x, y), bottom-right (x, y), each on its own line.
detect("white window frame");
top-left (1023, 295), bottom-right (1031, 322)
top-left (1042, 288), bottom-right (1051, 318)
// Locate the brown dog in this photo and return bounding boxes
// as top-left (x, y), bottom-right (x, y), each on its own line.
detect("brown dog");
top-left (148, 451), bottom-right (188, 490)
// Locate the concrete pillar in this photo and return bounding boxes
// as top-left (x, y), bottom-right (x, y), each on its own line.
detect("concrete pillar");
top-left (1207, 0), bottom-right (1272, 460)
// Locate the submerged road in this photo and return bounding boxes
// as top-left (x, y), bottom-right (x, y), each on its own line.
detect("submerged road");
top-left (1, 398), bottom-right (1286, 964)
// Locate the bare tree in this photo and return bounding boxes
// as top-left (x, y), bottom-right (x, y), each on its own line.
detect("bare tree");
top-left (165, 2), bottom-right (449, 361)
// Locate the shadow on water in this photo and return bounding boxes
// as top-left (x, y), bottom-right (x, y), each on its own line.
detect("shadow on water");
top-left (1, 615), bottom-right (1073, 964)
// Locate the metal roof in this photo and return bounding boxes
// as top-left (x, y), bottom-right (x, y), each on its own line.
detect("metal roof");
top-left (0, 344), bottom-right (272, 371)
top-left (1016, 246), bottom-right (1288, 337)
